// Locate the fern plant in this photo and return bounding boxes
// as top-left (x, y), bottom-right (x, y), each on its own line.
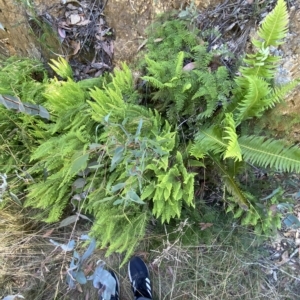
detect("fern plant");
top-left (2, 0), bottom-right (300, 266)
top-left (0, 57), bottom-right (50, 208)
top-left (189, 0), bottom-right (300, 232)
top-left (143, 48), bottom-right (232, 124)
top-left (85, 65), bottom-right (195, 262)
top-left (14, 59), bottom-right (195, 263)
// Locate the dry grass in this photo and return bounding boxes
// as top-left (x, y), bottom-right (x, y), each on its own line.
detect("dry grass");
top-left (0, 205), bottom-right (299, 300)
top-left (144, 219), bottom-right (300, 300)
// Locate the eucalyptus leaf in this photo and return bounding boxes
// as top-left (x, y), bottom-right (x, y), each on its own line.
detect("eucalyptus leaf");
top-left (95, 196), bottom-right (116, 203)
top-left (76, 212), bottom-right (93, 222)
top-left (113, 199), bottom-right (123, 205)
top-left (70, 153), bottom-right (89, 175)
top-left (66, 273), bottom-right (76, 289)
top-left (75, 270), bottom-right (87, 284)
top-left (81, 237), bottom-right (96, 261)
top-left (127, 190), bottom-right (144, 204)
top-left (178, 10), bottom-right (189, 18)
top-left (9, 191), bottom-right (22, 205)
top-left (261, 187), bottom-right (282, 201)
top-left (111, 182), bottom-right (126, 193)
top-left (88, 263), bottom-right (116, 300)
top-left (2, 295), bottom-right (24, 300)
top-left (88, 163), bottom-right (104, 169)
top-left (110, 146), bottom-right (124, 171)
top-left (49, 239), bottom-right (76, 251)
top-left (135, 119), bottom-right (143, 137)
top-left (283, 214), bottom-right (300, 229)
top-left (0, 94), bottom-right (50, 119)
top-left (72, 178), bottom-right (86, 190)
top-left (104, 113), bottom-right (111, 123)
top-left (89, 143), bottom-right (101, 150)
top-left (59, 215), bottom-right (78, 228)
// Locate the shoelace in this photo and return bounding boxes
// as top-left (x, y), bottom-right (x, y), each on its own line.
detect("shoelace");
top-left (132, 277), bottom-right (152, 299)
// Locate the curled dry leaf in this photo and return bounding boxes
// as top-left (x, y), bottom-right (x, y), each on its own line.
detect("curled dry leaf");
top-left (91, 62), bottom-right (110, 70)
top-left (137, 39), bottom-right (148, 52)
top-left (71, 40), bottom-right (81, 55)
top-left (67, 3), bottom-right (79, 9)
top-left (70, 14), bottom-right (81, 25)
top-left (183, 62), bottom-right (196, 71)
top-left (58, 28), bottom-right (66, 39)
top-left (58, 21), bottom-right (71, 29)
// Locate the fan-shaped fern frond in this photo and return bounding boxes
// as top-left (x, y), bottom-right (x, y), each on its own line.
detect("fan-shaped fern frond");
top-left (239, 135), bottom-right (300, 173)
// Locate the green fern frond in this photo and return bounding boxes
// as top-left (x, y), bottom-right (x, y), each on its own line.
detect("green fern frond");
top-left (223, 113), bottom-right (242, 161)
top-left (239, 135), bottom-right (300, 173)
top-left (144, 56), bottom-right (166, 79)
top-left (175, 51), bottom-right (184, 77)
top-left (256, 0), bottom-right (289, 47)
top-left (210, 155), bottom-right (249, 210)
top-left (235, 76), bottom-right (270, 123)
top-left (190, 126), bottom-right (226, 158)
top-left (49, 57), bottom-right (73, 79)
top-left (142, 76), bottom-right (165, 89)
top-left (265, 79), bottom-right (300, 108)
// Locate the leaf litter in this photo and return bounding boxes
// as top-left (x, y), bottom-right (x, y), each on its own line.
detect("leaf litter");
top-left (38, 0), bottom-right (114, 81)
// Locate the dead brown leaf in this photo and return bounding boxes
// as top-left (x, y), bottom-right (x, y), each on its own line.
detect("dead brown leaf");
top-left (137, 39), bottom-right (148, 52)
top-left (276, 250), bottom-right (289, 266)
top-left (84, 262), bottom-right (94, 275)
top-left (102, 42), bottom-right (113, 59)
top-left (71, 40), bottom-right (81, 55)
top-left (95, 34), bottom-right (105, 41)
top-left (77, 19), bottom-right (91, 26)
top-left (110, 41), bottom-right (114, 56)
top-left (99, 17), bottom-right (105, 25)
top-left (199, 222), bottom-right (213, 230)
top-left (91, 62), bottom-right (110, 70)
top-left (85, 291), bottom-right (90, 300)
top-left (67, 3), bottom-right (79, 10)
top-left (58, 21), bottom-right (71, 29)
top-left (70, 14), bottom-right (81, 25)
top-left (76, 283), bottom-right (83, 293)
top-left (42, 228), bottom-right (54, 237)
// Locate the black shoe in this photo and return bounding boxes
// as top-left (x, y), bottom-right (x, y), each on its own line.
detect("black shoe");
top-left (128, 256), bottom-right (152, 299)
top-left (98, 270), bottom-right (120, 300)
